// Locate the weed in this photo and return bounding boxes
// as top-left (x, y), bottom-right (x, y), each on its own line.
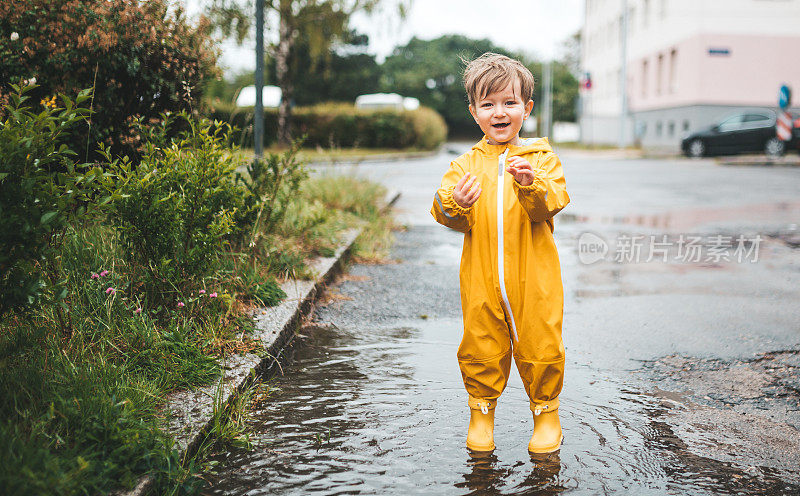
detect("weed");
top-left (313, 429), bottom-right (332, 448)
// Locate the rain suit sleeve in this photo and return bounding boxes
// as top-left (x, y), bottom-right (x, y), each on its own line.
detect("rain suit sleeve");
top-left (431, 159), bottom-right (475, 233)
top-left (512, 151), bottom-right (570, 224)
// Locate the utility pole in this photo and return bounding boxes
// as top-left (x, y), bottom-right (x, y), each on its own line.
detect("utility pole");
top-left (542, 60), bottom-right (553, 139)
top-left (254, 0), bottom-right (264, 159)
top-left (619, 0), bottom-right (629, 148)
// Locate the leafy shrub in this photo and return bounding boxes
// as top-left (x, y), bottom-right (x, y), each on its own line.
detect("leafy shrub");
top-left (210, 102), bottom-right (448, 150)
top-left (0, 0), bottom-right (219, 162)
top-left (237, 140), bottom-right (308, 248)
top-left (108, 113), bottom-right (250, 300)
top-left (0, 83), bottom-right (114, 316)
top-left (408, 106), bottom-right (449, 150)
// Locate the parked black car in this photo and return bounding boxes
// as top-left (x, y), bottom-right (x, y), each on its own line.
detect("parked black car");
top-left (681, 109), bottom-right (800, 158)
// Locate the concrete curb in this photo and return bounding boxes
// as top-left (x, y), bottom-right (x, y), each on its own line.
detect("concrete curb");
top-left (120, 231), bottom-right (360, 496)
top-left (119, 190), bottom-right (400, 496)
top-left (383, 189), bottom-right (401, 211)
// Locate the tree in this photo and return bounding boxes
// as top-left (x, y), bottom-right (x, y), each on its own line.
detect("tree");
top-left (381, 35), bottom-right (580, 137)
top-left (551, 61), bottom-right (579, 123)
top-left (558, 31), bottom-right (582, 78)
top-left (380, 35), bottom-right (514, 137)
top-left (284, 31), bottom-right (381, 105)
top-left (207, 0), bottom-right (401, 145)
top-left (202, 30), bottom-right (380, 108)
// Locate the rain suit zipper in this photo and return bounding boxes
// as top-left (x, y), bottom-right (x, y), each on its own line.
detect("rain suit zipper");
top-left (496, 148), bottom-right (518, 342)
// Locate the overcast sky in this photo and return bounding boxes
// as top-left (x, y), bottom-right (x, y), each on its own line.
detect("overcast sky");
top-left (182, 0), bottom-right (584, 78)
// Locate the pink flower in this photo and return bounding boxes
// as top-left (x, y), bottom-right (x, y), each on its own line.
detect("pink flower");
top-left (99, 270), bottom-right (109, 277)
top-left (198, 289), bottom-right (206, 294)
top-left (177, 301), bottom-right (185, 308)
top-left (134, 307), bottom-right (142, 314)
top-left (105, 287), bottom-right (115, 295)
top-left (91, 273), bottom-right (100, 280)
top-left (209, 292), bottom-right (218, 298)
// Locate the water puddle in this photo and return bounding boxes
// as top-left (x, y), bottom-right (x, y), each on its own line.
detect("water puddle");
top-left (560, 201), bottom-right (800, 233)
top-left (203, 226), bottom-right (799, 494)
top-left (205, 319), bottom-right (799, 495)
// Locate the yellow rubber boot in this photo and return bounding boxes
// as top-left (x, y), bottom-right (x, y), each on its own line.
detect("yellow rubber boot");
top-left (466, 397), bottom-right (496, 452)
top-left (528, 401), bottom-right (563, 453)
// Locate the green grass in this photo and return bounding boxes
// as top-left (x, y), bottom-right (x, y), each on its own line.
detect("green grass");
top-left (0, 173), bottom-right (393, 495)
top-left (298, 172), bottom-right (397, 262)
top-left (0, 224), bottom-right (223, 494)
top-left (238, 146), bottom-right (435, 164)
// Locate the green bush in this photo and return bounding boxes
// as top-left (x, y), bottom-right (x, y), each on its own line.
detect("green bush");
top-left (0, 80), bottom-right (399, 493)
top-left (108, 113), bottom-right (251, 301)
top-left (408, 106), bottom-right (449, 150)
top-left (237, 141), bottom-right (308, 248)
top-left (0, 84), bottom-right (115, 316)
top-left (0, 0), bottom-right (219, 162)
top-left (209, 102), bottom-right (448, 150)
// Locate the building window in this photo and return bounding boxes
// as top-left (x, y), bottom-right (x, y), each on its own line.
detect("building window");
top-left (656, 53), bottom-right (664, 96)
top-left (636, 121), bottom-right (647, 138)
top-left (668, 121), bottom-right (675, 137)
top-left (683, 120), bottom-right (690, 133)
top-left (641, 59), bottom-right (648, 98)
top-left (656, 121), bottom-right (663, 137)
top-left (669, 49), bottom-right (678, 93)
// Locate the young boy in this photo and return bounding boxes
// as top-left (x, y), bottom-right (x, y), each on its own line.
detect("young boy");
top-left (430, 53), bottom-right (570, 454)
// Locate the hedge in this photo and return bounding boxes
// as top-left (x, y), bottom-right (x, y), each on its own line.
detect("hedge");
top-left (208, 102), bottom-right (448, 150)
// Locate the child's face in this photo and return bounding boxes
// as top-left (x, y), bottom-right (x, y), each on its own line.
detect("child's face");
top-left (469, 79), bottom-right (533, 146)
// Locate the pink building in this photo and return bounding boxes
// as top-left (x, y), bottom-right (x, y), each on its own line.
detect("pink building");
top-left (580, 0), bottom-right (800, 150)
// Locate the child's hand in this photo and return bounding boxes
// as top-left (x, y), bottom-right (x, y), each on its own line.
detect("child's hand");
top-left (453, 172), bottom-right (481, 208)
top-left (506, 156), bottom-right (535, 186)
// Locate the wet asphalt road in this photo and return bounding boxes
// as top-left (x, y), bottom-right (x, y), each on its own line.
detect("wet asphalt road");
top-left (207, 147), bottom-right (800, 495)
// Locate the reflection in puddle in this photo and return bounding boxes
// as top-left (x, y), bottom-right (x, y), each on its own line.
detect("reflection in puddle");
top-left (561, 201), bottom-right (800, 232)
top-left (456, 451), bottom-right (564, 495)
top-left (205, 321), bottom-right (799, 495)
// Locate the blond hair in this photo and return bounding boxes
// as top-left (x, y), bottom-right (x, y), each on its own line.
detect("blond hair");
top-left (463, 53), bottom-right (534, 106)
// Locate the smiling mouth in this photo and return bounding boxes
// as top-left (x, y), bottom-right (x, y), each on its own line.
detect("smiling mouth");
top-left (492, 123), bottom-right (510, 129)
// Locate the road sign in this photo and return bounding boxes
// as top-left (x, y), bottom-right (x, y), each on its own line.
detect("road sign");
top-left (779, 84), bottom-right (791, 109)
top-left (777, 111), bottom-right (792, 141)
top-left (581, 72), bottom-right (592, 90)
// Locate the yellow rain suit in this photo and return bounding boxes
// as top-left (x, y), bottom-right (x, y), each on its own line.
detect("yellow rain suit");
top-left (431, 136), bottom-right (570, 411)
